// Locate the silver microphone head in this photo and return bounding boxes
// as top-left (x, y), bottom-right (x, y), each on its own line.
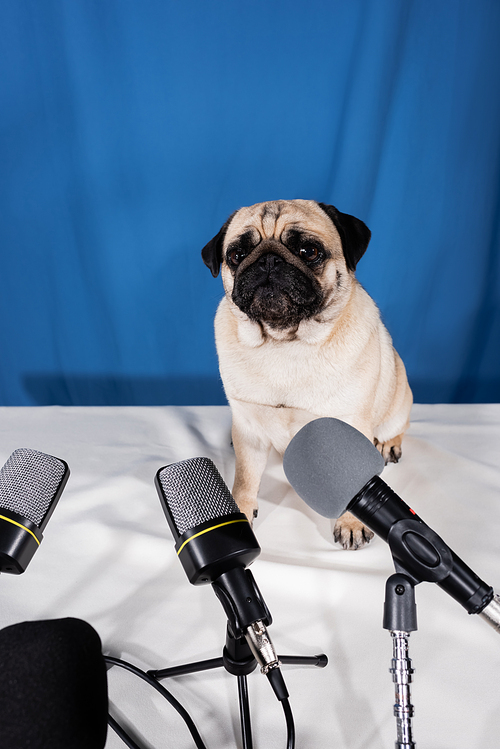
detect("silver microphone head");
top-left (0, 448), bottom-right (68, 528)
top-left (156, 457), bottom-right (240, 537)
top-left (0, 448), bottom-right (70, 574)
top-left (154, 457), bottom-right (260, 585)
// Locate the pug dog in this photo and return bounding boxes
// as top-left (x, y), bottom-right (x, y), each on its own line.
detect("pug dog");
top-left (202, 199), bottom-right (412, 549)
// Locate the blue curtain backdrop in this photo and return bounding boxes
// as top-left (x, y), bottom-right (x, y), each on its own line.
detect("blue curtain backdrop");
top-left (1, 0), bottom-right (499, 406)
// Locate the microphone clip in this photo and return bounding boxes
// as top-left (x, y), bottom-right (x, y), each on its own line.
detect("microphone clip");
top-left (211, 566), bottom-right (272, 639)
top-left (212, 567), bottom-right (280, 676)
top-left (387, 518), bottom-right (453, 585)
top-left (383, 573), bottom-right (418, 633)
top-left (387, 518), bottom-right (494, 614)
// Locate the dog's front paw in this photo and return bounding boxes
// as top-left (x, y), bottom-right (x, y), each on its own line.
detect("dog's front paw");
top-left (333, 512), bottom-right (374, 550)
top-left (374, 436), bottom-right (403, 465)
top-left (235, 498), bottom-right (259, 526)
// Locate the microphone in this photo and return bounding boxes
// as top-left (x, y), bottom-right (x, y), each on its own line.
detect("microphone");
top-left (155, 457), bottom-right (283, 680)
top-left (283, 418), bottom-right (500, 631)
top-left (0, 617), bottom-right (108, 749)
top-left (0, 448), bottom-right (70, 574)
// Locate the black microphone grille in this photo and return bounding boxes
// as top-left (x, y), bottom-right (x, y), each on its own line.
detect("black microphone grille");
top-left (157, 457), bottom-right (240, 535)
top-left (0, 449), bottom-right (68, 527)
top-left (0, 617), bottom-right (108, 749)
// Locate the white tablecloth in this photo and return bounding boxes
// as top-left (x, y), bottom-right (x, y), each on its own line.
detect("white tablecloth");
top-left (1, 404), bottom-right (499, 748)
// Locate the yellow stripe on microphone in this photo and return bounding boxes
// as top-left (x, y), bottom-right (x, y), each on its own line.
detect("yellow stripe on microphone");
top-left (177, 518), bottom-right (248, 556)
top-left (0, 514), bottom-right (40, 545)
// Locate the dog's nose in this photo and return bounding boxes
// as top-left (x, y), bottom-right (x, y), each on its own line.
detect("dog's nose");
top-left (259, 253), bottom-right (283, 270)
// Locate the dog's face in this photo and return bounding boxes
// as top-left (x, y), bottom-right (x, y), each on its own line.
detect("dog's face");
top-left (202, 200), bottom-right (371, 331)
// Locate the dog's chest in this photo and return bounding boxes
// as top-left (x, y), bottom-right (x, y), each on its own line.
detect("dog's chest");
top-left (214, 294), bottom-right (381, 417)
top-left (218, 334), bottom-right (354, 413)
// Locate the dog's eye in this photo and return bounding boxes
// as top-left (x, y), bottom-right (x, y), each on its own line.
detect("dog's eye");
top-left (299, 245), bottom-right (320, 262)
top-left (228, 250), bottom-right (246, 266)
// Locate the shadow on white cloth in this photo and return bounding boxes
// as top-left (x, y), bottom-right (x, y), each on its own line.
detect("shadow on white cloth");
top-left (0, 404), bottom-right (499, 748)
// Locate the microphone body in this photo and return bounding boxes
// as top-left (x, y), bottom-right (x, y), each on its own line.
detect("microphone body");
top-left (284, 417), bottom-right (498, 621)
top-left (168, 511), bottom-right (260, 587)
top-left (0, 448), bottom-right (69, 574)
top-left (155, 457), bottom-right (280, 673)
top-left (350, 475), bottom-right (493, 614)
top-left (155, 456), bottom-right (260, 585)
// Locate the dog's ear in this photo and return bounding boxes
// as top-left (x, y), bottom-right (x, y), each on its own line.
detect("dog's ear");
top-left (201, 212), bottom-right (237, 278)
top-left (317, 203), bottom-right (371, 271)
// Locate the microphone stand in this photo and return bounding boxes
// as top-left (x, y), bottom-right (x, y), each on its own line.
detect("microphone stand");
top-left (149, 625), bottom-right (257, 748)
top-left (148, 623), bottom-right (328, 749)
top-left (107, 622), bottom-right (327, 749)
top-left (383, 570), bottom-right (418, 749)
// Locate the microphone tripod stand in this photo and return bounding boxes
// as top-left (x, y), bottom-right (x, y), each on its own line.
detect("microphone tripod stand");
top-left (147, 622), bottom-right (328, 749)
top-left (107, 566), bottom-right (327, 749)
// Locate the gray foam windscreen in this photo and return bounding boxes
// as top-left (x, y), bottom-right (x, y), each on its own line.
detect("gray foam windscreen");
top-left (0, 448), bottom-right (67, 526)
top-left (157, 457), bottom-right (240, 536)
top-left (283, 418), bottom-right (385, 518)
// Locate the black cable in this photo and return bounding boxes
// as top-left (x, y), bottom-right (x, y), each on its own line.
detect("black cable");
top-left (266, 668), bottom-right (295, 749)
top-left (106, 654), bottom-right (296, 749)
top-left (108, 714), bottom-right (143, 749)
top-left (281, 697), bottom-right (295, 749)
top-left (104, 655), bottom-right (208, 749)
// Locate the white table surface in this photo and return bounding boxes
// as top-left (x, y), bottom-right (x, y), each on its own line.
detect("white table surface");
top-left (1, 404), bottom-right (499, 748)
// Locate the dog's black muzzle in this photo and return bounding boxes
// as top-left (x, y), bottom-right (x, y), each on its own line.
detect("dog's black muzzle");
top-left (232, 252), bottom-right (323, 329)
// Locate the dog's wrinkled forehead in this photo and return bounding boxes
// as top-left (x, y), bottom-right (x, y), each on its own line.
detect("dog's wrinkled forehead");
top-left (225, 199), bottom-right (342, 253)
